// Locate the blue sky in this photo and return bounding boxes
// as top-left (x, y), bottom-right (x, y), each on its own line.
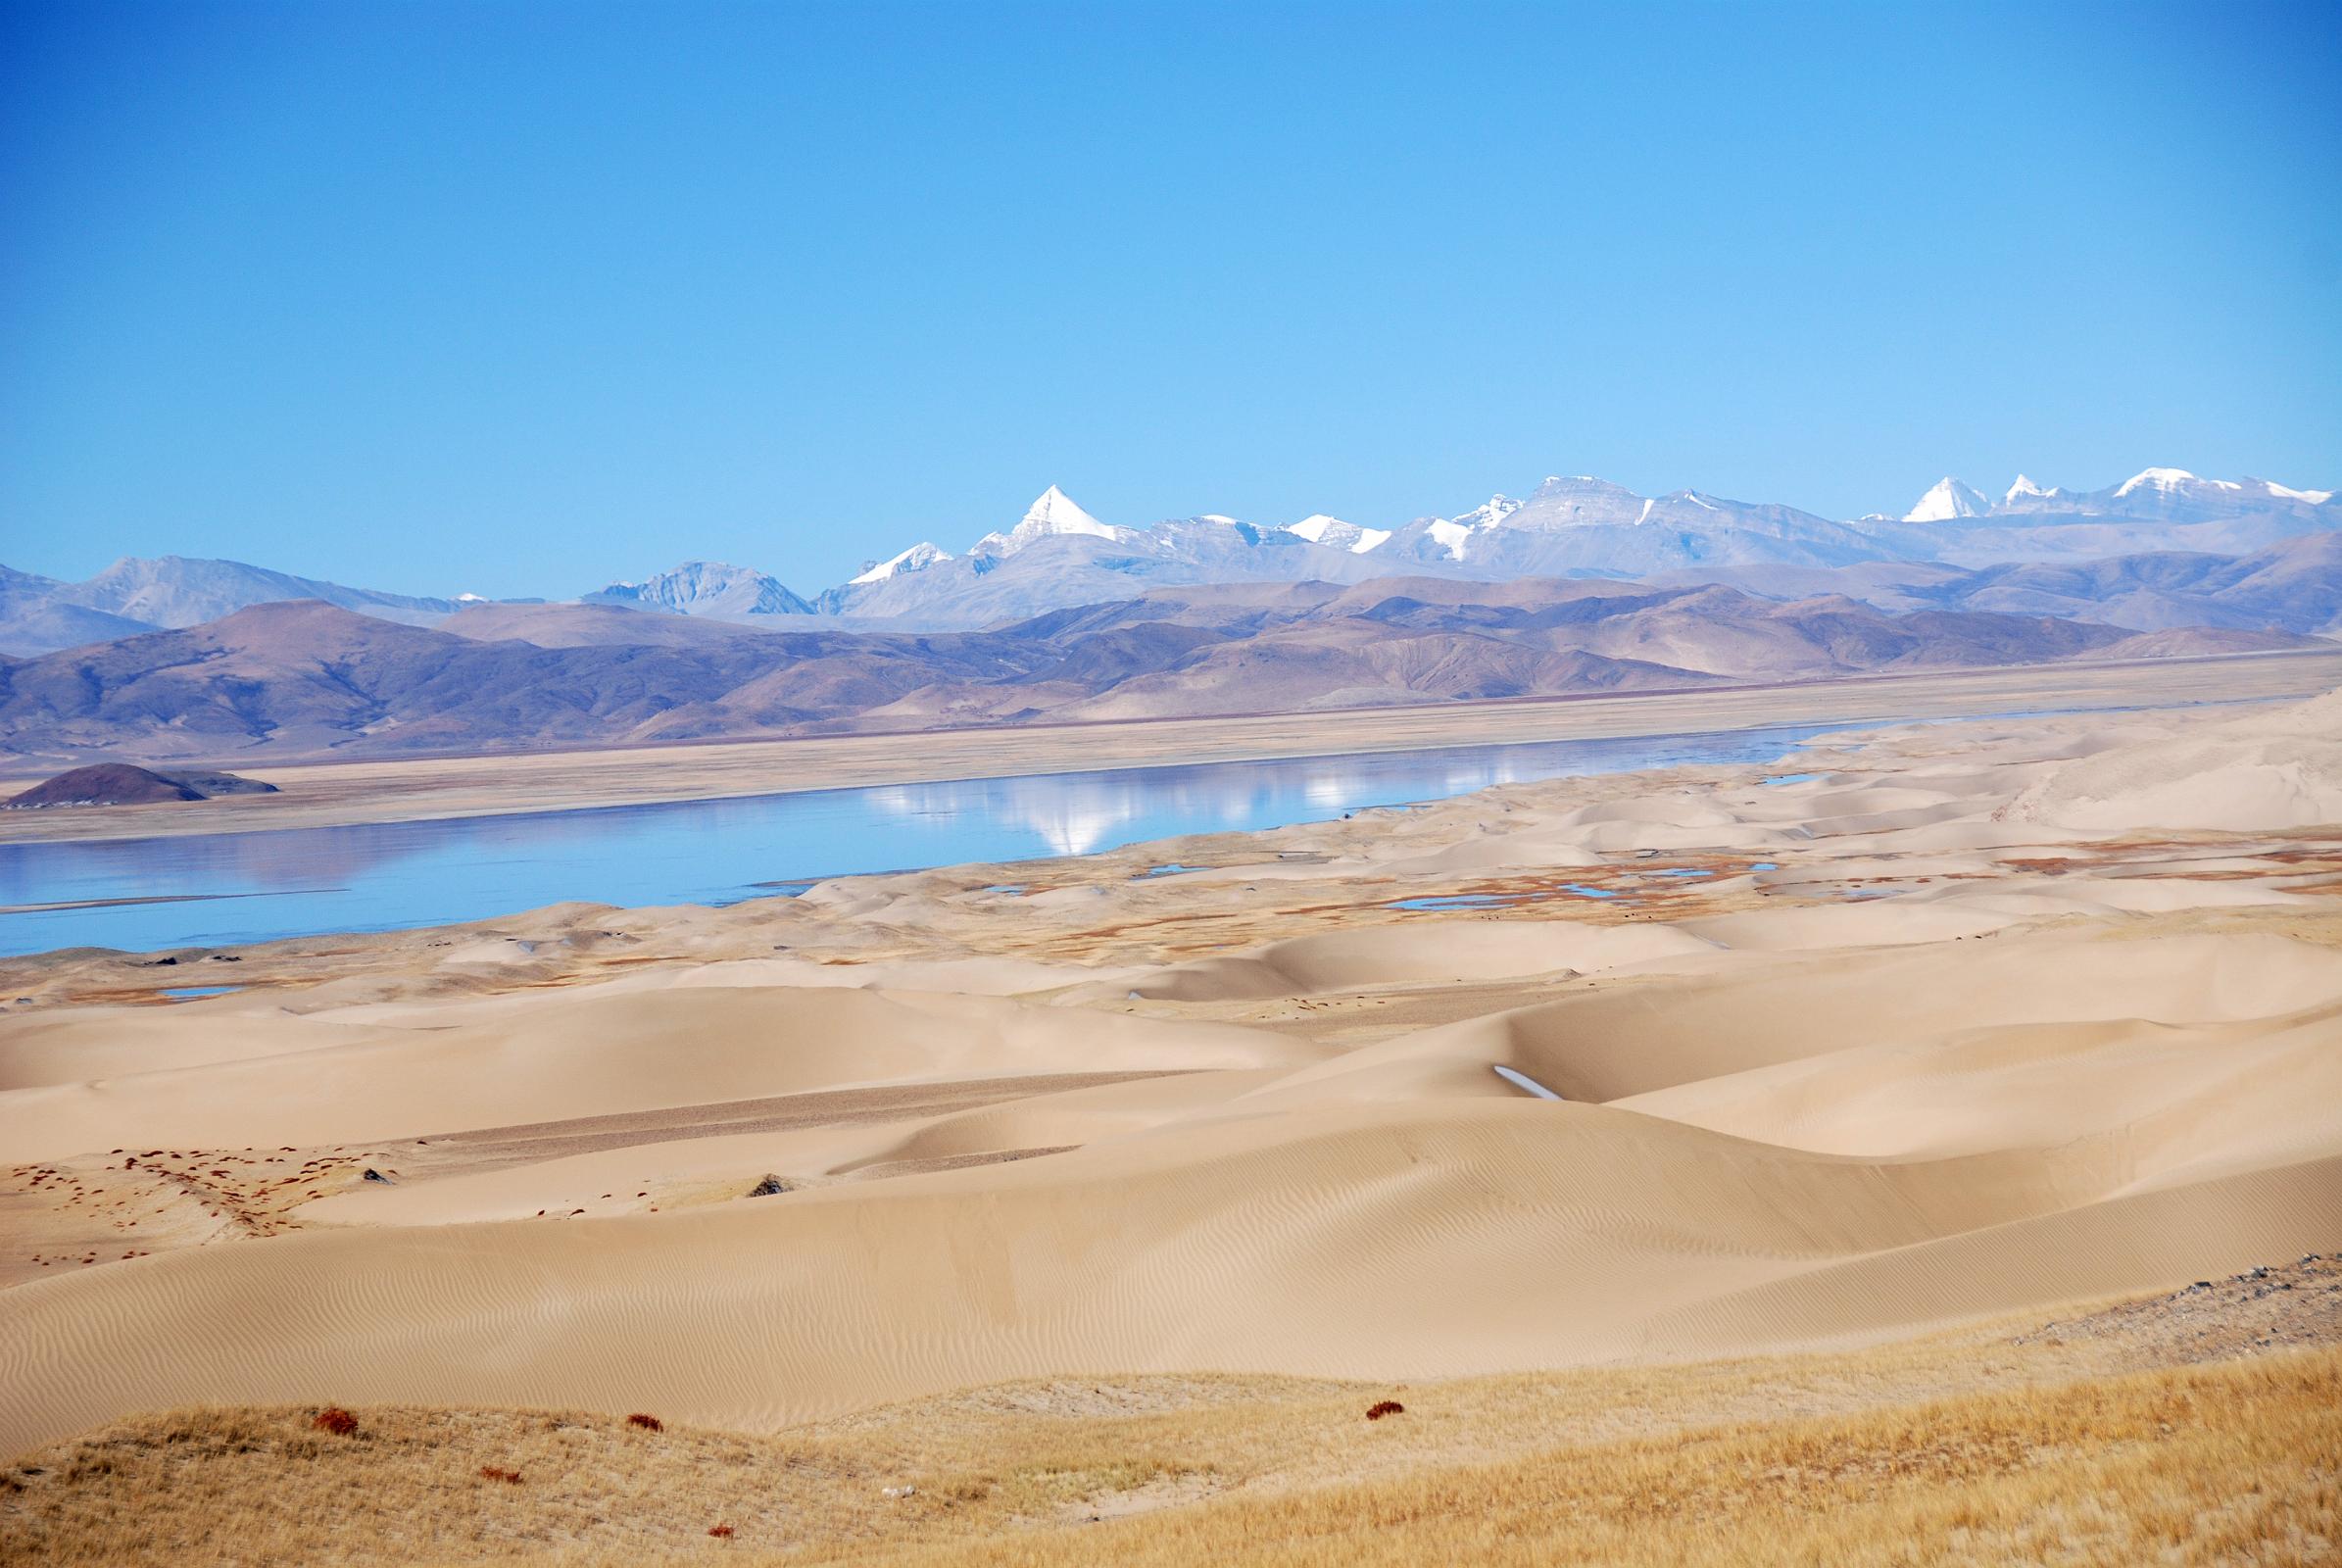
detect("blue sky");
top-left (4, 0), bottom-right (2338, 599)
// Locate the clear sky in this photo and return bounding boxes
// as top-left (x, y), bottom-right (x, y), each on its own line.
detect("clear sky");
top-left (4, 0), bottom-right (2338, 599)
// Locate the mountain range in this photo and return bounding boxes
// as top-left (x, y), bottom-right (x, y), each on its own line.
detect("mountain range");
top-left (4, 466), bottom-right (2333, 654)
top-left (1, 542), bottom-right (2326, 766)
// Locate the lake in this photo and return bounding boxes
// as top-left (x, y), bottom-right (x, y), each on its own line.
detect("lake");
top-left (0, 723), bottom-right (1842, 957)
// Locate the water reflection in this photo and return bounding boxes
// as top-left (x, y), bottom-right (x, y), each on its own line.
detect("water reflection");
top-left (0, 724), bottom-right (1831, 956)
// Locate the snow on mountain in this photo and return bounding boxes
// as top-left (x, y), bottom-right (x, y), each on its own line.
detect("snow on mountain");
top-left (1427, 518), bottom-right (1475, 560)
top-left (1892, 466), bottom-right (2340, 564)
top-left (1904, 477), bottom-right (1994, 522)
top-left (850, 541), bottom-right (952, 585)
top-left (15, 466), bottom-right (2336, 652)
top-left (1285, 514), bottom-right (1392, 554)
top-left (2115, 466), bottom-right (2239, 498)
top-left (972, 486), bottom-right (1122, 558)
top-left (585, 561), bottom-right (811, 618)
top-left (1985, 466), bottom-right (2334, 527)
top-left (1451, 495), bottom-right (1526, 532)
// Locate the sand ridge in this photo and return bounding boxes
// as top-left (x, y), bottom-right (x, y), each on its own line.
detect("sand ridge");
top-left (1, 683), bottom-right (2340, 1460)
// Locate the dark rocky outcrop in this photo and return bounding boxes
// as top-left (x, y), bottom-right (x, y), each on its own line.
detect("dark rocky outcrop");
top-left (5, 762), bottom-right (278, 809)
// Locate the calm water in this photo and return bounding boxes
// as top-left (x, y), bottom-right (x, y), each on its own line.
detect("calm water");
top-left (0, 724), bottom-right (1839, 957)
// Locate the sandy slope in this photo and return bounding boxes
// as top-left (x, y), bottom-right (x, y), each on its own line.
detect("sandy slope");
top-left (2, 685), bottom-right (2340, 1458)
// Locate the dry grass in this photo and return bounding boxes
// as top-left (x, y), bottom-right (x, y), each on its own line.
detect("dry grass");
top-left (815, 1350), bottom-right (2342, 1568)
top-left (4, 1336), bottom-right (2335, 1567)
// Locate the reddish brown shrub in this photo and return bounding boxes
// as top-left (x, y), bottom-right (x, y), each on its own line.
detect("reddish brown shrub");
top-left (626, 1412), bottom-right (663, 1432)
top-left (707, 1524), bottom-right (735, 1539)
top-left (1365, 1399), bottom-right (1405, 1421)
top-left (312, 1407), bottom-right (359, 1436)
top-left (478, 1465), bottom-right (523, 1484)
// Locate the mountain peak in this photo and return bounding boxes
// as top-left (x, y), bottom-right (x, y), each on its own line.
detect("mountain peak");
top-left (973, 486), bottom-right (1119, 557)
top-left (1904, 477), bottom-right (1993, 522)
top-left (850, 541), bottom-right (951, 586)
top-left (2115, 466), bottom-right (2242, 498)
top-left (1284, 514), bottom-right (1392, 555)
top-left (1017, 485), bottom-right (1110, 538)
top-left (1451, 494), bottom-right (1525, 531)
top-left (588, 561), bottom-right (810, 617)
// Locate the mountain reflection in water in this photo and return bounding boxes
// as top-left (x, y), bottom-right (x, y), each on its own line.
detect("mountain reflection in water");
top-left (0, 724), bottom-right (1833, 956)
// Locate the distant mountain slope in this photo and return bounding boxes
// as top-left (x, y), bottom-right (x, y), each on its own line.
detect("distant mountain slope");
top-left (11, 466), bottom-right (2333, 650)
top-left (1891, 468), bottom-right (2338, 564)
top-left (0, 556), bottom-right (464, 655)
top-left (0, 602), bottom-right (163, 658)
top-left (1668, 535), bottom-right (2342, 636)
top-left (1, 583), bottom-right (2314, 767)
top-left (581, 561), bottom-right (812, 617)
top-left (0, 601), bottom-right (1049, 763)
top-left (814, 520), bottom-right (1388, 624)
top-left (58, 556), bottom-right (459, 628)
top-left (439, 602), bottom-right (800, 648)
top-left (767, 468), bottom-right (2338, 628)
top-left (804, 481), bottom-right (1927, 627)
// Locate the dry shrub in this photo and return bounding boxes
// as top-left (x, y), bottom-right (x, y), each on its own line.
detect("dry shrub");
top-left (310, 1408), bottom-right (358, 1437)
top-left (1366, 1400), bottom-right (1404, 1421)
top-left (707, 1524), bottom-right (735, 1539)
top-left (477, 1465), bottom-right (522, 1485)
top-left (626, 1413), bottom-right (663, 1433)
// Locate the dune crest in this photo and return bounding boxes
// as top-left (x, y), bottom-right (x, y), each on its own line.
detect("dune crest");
top-left (2, 685), bottom-right (2339, 1459)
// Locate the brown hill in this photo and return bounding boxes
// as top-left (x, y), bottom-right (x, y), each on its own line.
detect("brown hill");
top-left (0, 589), bottom-right (2318, 767)
top-left (4, 762), bottom-right (277, 808)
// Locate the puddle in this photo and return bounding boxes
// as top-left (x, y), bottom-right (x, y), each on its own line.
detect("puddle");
top-left (1389, 894), bottom-right (1515, 911)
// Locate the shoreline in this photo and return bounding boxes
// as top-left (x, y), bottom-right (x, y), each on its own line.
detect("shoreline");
top-left (3, 647), bottom-right (2337, 847)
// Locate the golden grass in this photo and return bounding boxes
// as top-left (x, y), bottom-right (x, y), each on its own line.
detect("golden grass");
top-left (816, 1350), bottom-right (2342, 1568)
top-left (4, 1342), bottom-right (2334, 1567)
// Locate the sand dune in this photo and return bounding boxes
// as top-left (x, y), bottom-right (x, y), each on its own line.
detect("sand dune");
top-left (1095, 921), bottom-right (1719, 1003)
top-left (0, 987), bottom-right (1317, 1163)
top-left (2, 684), bottom-right (2339, 1467)
top-left (5, 1082), bottom-right (2333, 1458)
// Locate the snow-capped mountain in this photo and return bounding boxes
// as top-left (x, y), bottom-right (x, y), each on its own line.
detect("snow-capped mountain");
top-left (971, 485), bottom-right (1124, 559)
top-left (1948, 466), bottom-right (2334, 522)
top-left (1904, 477), bottom-right (1994, 522)
top-left (1284, 514), bottom-right (1393, 554)
top-left (1371, 475), bottom-right (1914, 577)
top-left (850, 541), bottom-right (953, 585)
top-left (2002, 475), bottom-right (2065, 507)
top-left (797, 478), bottom-right (1953, 626)
top-left (1893, 466), bottom-right (2339, 564)
top-left (584, 561), bottom-right (812, 618)
top-left (12, 467), bottom-right (2333, 654)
